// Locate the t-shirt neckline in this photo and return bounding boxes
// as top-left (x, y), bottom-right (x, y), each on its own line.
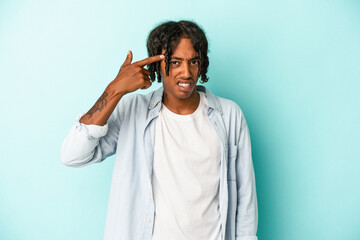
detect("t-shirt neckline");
top-left (161, 92), bottom-right (206, 121)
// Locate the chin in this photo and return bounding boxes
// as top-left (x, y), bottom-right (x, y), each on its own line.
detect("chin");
top-left (176, 89), bottom-right (197, 99)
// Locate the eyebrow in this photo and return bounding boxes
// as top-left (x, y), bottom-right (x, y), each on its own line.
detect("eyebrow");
top-left (171, 56), bottom-right (200, 60)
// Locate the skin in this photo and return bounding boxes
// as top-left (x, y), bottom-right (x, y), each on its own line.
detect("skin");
top-left (80, 37), bottom-right (201, 125)
top-left (161, 38), bottom-right (201, 115)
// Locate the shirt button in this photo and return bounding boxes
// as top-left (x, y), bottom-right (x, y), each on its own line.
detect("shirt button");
top-left (147, 219), bottom-right (151, 223)
top-left (149, 192), bottom-right (152, 197)
top-left (148, 114), bottom-right (152, 118)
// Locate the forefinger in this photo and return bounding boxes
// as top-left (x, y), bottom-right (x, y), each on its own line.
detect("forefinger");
top-left (133, 54), bottom-right (164, 67)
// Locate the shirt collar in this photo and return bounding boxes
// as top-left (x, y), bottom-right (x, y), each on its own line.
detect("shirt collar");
top-left (148, 85), bottom-right (222, 115)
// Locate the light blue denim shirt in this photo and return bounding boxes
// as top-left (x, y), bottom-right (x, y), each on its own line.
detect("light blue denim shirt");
top-left (61, 85), bottom-right (258, 240)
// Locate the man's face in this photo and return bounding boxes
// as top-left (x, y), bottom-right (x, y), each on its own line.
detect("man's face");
top-left (160, 38), bottom-right (200, 102)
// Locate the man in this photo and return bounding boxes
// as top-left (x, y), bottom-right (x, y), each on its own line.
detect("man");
top-left (61, 20), bottom-right (258, 240)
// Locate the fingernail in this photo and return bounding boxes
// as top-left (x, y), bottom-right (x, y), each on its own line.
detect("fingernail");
top-left (160, 55), bottom-right (164, 59)
top-left (127, 50), bottom-right (131, 56)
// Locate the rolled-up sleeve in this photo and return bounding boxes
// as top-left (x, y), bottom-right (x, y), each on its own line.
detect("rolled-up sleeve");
top-left (61, 111), bottom-right (120, 167)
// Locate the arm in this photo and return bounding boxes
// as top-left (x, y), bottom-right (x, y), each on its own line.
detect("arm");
top-left (80, 51), bottom-right (164, 126)
top-left (60, 51), bottom-right (164, 167)
top-left (236, 121), bottom-right (258, 240)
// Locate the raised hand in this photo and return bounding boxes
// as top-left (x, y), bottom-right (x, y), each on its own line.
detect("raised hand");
top-left (80, 51), bottom-right (164, 125)
top-left (108, 51), bottom-right (164, 95)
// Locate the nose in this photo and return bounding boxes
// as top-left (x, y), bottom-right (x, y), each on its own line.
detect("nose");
top-left (181, 62), bottom-right (191, 79)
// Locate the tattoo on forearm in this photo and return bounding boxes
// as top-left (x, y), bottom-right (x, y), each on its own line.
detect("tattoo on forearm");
top-left (86, 92), bottom-right (108, 119)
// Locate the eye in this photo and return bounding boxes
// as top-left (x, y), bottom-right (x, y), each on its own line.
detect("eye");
top-left (190, 60), bottom-right (200, 65)
top-left (170, 61), bottom-right (180, 65)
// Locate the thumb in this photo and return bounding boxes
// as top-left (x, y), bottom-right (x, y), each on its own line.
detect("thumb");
top-left (120, 50), bottom-right (133, 70)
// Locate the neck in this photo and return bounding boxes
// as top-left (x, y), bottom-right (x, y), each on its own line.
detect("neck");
top-left (163, 91), bottom-right (200, 115)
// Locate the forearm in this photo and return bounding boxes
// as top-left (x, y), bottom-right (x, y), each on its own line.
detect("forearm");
top-left (80, 85), bottom-right (125, 126)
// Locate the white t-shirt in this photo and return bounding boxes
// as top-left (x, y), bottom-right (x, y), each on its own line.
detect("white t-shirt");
top-left (151, 92), bottom-right (222, 240)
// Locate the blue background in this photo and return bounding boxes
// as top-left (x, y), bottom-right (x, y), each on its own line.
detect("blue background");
top-left (1, 0), bottom-right (359, 239)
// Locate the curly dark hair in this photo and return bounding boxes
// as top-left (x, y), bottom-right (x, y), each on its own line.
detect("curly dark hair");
top-left (146, 20), bottom-right (209, 83)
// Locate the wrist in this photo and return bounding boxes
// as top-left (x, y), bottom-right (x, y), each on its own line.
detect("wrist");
top-left (106, 82), bottom-right (127, 100)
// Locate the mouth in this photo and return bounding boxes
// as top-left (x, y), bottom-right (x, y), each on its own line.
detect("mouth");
top-left (177, 81), bottom-right (193, 91)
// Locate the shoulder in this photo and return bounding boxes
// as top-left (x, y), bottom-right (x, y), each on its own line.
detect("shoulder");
top-left (109, 89), bottom-right (159, 123)
top-left (217, 96), bottom-right (241, 112)
top-left (215, 95), bottom-right (248, 130)
top-left (122, 91), bottom-right (152, 104)
top-left (203, 86), bottom-right (248, 129)
top-left (202, 86), bottom-right (242, 115)
top-left (119, 89), bottom-right (158, 109)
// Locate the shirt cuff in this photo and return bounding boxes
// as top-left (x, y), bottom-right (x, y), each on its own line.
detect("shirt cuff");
top-left (236, 236), bottom-right (258, 240)
top-left (75, 113), bottom-right (109, 139)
